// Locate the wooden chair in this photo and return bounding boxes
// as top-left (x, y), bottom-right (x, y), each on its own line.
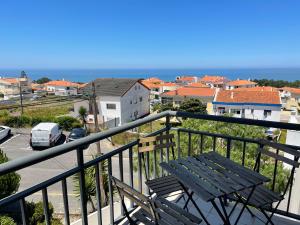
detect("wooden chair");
top-left (228, 139), bottom-right (300, 225)
top-left (111, 176), bottom-right (202, 225)
top-left (138, 133), bottom-right (184, 198)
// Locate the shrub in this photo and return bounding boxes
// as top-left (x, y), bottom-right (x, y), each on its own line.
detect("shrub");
top-left (0, 149), bottom-right (21, 199)
top-left (55, 116), bottom-right (81, 131)
top-left (3, 116), bottom-right (31, 128)
top-left (0, 216), bottom-right (16, 225)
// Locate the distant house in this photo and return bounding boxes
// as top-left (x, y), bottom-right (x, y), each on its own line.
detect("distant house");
top-left (74, 78), bottom-right (150, 127)
top-left (0, 75), bottom-right (32, 100)
top-left (161, 87), bottom-right (216, 113)
top-left (225, 79), bottom-right (257, 90)
top-left (199, 75), bottom-right (229, 88)
top-left (213, 89), bottom-right (281, 121)
top-left (142, 78), bottom-right (163, 100)
top-left (45, 80), bottom-right (78, 96)
top-left (185, 82), bottom-right (210, 88)
top-left (175, 76), bottom-right (198, 85)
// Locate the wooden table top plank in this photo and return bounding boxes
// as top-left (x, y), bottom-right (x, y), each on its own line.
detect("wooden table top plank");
top-left (206, 152), bottom-right (269, 183)
top-left (186, 157), bottom-right (245, 192)
top-left (170, 161), bottom-right (223, 198)
top-left (160, 162), bottom-right (214, 201)
top-left (180, 158), bottom-right (236, 194)
top-left (195, 155), bottom-right (253, 188)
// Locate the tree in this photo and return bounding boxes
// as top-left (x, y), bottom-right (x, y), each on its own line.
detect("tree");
top-left (35, 77), bottom-right (51, 84)
top-left (158, 103), bottom-right (176, 112)
top-left (178, 98), bottom-right (207, 114)
top-left (0, 149), bottom-right (21, 200)
top-left (73, 155), bottom-right (109, 212)
top-left (78, 106), bottom-right (87, 129)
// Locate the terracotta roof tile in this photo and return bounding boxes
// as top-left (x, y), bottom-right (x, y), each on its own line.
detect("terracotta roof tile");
top-left (234, 86), bottom-right (278, 92)
top-left (162, 87), bottom-right (215, 97)
top-left (45, 80), bottom-right (79, 87)
top-left (199, 75), bottom-right (228, 84)
top-left (0, 78), bottom-right (19, 84)
top-left (280, 87), bottom-right (300, 94)
top-left (215, 90), bottom-right (281, 104)
top-left (226, 80), bottom-right (257, 86)
top-left (185, 83), bottom-right (209, 88)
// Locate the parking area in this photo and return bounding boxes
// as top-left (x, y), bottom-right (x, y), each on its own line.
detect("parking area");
top-left (0, 129), bottom-right (138, 218)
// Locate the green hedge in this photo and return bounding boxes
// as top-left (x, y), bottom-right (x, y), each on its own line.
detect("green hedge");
top-left (1, 115), bottom-right (81, 131)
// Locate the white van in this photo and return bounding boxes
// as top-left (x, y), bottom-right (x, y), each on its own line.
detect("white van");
top-left (30, 123), bottom-right (62, 148)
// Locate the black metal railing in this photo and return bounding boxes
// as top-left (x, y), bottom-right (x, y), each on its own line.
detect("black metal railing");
top-left (0, 111), bottom-right (300, 225)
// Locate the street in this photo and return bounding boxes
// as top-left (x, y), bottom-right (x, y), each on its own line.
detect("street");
top-left (0, 129), bottom-right (139, 218)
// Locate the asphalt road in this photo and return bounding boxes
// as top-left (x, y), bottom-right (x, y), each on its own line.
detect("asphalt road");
top-left (0, 129), bottom-right (140, 217)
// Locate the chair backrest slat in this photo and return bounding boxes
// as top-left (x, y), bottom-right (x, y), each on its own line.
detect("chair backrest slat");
top-left (260, 139), bottom-right (300, 157)
top-left (259, 148), bottom-right (300, 168)
top-left (138, 133), bottom-right (175, 153)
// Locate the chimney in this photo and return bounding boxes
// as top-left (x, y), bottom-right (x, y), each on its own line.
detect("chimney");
top-left (231, 92), bottom-right (234, 99)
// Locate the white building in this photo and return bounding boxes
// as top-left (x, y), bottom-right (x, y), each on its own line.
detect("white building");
top-left (0, 75), bottom-right (32, 100)
top-left (74, 78), bottom-right (150, 127)
top-left (45, 80), bottom-right (78, 96)
top-left (213, 89), bottom-right (281, 121)
top-left (225, 79), bottom-right (257, 90)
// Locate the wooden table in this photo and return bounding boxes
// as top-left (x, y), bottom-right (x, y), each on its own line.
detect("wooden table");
top-left (160, 151), bottom-right (270, 225)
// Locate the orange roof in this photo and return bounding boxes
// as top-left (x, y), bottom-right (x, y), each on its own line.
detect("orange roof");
top-left (185, 83), bottom-right (209, 88)
top-left (144, 77), bottom-right (163, 83)
top-left (0, 78), bottom-right (19, 84)
top-left (199, 75), bottom-right (228, 84)
top-left (280, 87), bottom-right (300, 94)
top-left (215, 90), bottom-right (281, 104)
top-left (161, 82), bottom-right (178, 87)
top-left (234, 86), bottom-right (278, 92)
top-left (141, 81), bottom-right (161, 89)
top-left (162, 87), bottom-right (215, 97)
top-left (226, 80), bottom-right (257, 86)
top-left (177, 76), bottom-right (195, 82)
top-left (45, 80), bottom-right (78, 87)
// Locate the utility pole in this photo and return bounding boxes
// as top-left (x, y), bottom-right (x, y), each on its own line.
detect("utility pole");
top-left (19, 81), bottom-right (24, 115)
top-left (91, 81), bottom-right (107, 204)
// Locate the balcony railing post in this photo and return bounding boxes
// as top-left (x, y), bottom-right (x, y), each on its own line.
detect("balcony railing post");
top-left (226, 139), bottom-right (231, 159)
top-left (76, 148), bottom-right (88, 225)
top-left (95, 163), bottom-right (103, 225)
top-left (61, 178), bottom-right (70, 225)
top-left (19, 198), bottom-right (27, 225)
top-left (118, 152), bottom-right (124, 216)
top-left (42, 188), bottom-right (50, 225)
top-left (108, 157), bottom-right (114, 225)
top-left (177, 129), bottom-right (181, 159)
top-left (128, 147), bottom-right (134, 208)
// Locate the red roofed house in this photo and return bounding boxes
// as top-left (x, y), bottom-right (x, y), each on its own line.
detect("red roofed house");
top-left (0, 74), bottom-right (32, 99)
top-left (141, 78), bottom-right (163, 101)
top-left (175, 76), bottom-right (198, 84)
top-left (161, 87), bottom-right (216, 113)
top-left (213, 89), bottom-right (281, 121)
top-left (225, 79), bottom-right (257, 90)
top-left (45, 80), bottom-right (79, 96)
top-left (199, 75), bottom-right (230, 88)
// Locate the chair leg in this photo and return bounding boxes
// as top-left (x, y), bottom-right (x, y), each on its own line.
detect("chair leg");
top-left (245, 205), bottom-right (255, 217)
top-left (260, 208), bottom-right (275, 225)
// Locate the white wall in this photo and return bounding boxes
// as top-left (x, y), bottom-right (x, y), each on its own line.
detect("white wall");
top-left (121, 82), bottom-right (150, 124)
top-left (47, 85), bottom-right (77, 96)
top-left (99, 96), bottom-right (122, 125)
top-left (213, 104), bottom-right (281, 121)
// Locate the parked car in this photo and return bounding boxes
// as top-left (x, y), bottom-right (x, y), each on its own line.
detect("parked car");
top-left (30, 123), bottom-right (62, 148)
top-left (0, 126), bottom-right (11, 141)
top-left (67, 128), bottom-right (89, 149)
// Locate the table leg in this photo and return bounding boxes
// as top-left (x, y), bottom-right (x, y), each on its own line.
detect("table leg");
top-left (219, 197), bottom-right (231, 224)
top-left (180, 183), bottom-right (211, 225)
top-left (211, 200), bottom-right (231, 225)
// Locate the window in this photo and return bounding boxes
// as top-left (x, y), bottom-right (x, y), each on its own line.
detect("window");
top-left (139, 97), bottom-right (143, 102)
top-left (218, 107), bottom-right (225, 114)
top-left (130, 100), bottom-right (132, 104)
top-left (231, 109), bottom-right (241, 114)
top-left (264, 110), bottom-right (272, 118)
top-left (251, 109), bottom-right (254, 114)
top-left (106, 103), bottom-right (116, 110)
top-left (135, 86), bottom-right (137, 90)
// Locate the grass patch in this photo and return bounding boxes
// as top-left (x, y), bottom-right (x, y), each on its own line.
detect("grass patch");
top-left (138, 121), bottom-right (163, 133)
top-left (111, 132), bottom-right (139, 145)
top-left (23, 104), bottom-right (72, 118)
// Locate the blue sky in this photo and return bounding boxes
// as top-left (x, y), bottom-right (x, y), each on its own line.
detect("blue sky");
top-left (0, 0), bottom-right (299, 69)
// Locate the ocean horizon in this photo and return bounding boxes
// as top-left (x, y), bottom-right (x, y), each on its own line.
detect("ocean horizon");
top-left (0, 68), bottom-right (299, 83)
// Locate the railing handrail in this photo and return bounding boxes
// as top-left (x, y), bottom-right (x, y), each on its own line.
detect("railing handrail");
top-left (1, 110), bottom-right (300, 176)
